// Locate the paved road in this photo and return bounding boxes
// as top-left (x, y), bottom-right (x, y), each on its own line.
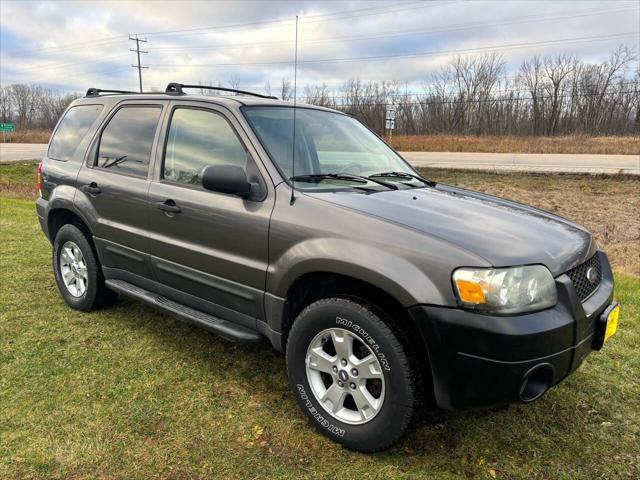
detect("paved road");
top-left (1, 143), bottom-right (639, 174)
top-left (402, 151), bottom-right (640, 175)
top-left (0, 143), bottom-right (48, 163)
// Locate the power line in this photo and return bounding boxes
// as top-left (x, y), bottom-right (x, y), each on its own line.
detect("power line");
top-left (149, 5), bottom-right (637, 53)
top-left (146, 32), bottom-right (639, 68)
top-left (9, 36), bottom-right (128, 57)
top-left (8, 2), bottom-right (427, 54)
top-left (12, 4), bottom-right (630, 74)
top-left (129, 35), bottom-right (149, 93)
top-left (137, 1), bottom-right (456, 39)
top-left (7, 53), bottom-right (131, 74)
top-left (135, 1), bottom-right (423, 37)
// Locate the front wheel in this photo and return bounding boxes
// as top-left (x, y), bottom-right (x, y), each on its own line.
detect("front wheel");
top-left (286, 297), bottom-right (417, 452)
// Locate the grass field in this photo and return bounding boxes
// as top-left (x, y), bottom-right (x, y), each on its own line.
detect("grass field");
top-left (0, 130), bottom-right (51, 144)
top-left (1, 163), bottom-right (639, 479)
top-left (389, 134), bottom-right (640, 155)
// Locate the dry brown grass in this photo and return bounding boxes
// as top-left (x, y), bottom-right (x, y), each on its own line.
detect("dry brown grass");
top-left (391, 134), bottom-right (640, 155)
top-left (0, 129), bottom-right (51, 144)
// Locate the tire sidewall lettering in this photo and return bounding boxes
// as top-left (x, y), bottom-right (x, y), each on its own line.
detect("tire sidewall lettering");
top-left (296, 384), bottom-right (345, 437)
top-left (335, 316), bottom-right (391, 372)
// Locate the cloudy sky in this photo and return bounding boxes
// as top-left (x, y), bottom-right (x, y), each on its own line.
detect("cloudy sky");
top-left (1, 0), bottom-right (638, 95)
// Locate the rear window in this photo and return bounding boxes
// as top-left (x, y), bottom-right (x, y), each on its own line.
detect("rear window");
top-left (48, 105), bottom-right (103, 161)
top-left (96, 106), bottom-right (162, 177)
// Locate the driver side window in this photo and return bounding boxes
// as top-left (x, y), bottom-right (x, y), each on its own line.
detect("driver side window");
top-left (163, 108), bottom-right (248, 185)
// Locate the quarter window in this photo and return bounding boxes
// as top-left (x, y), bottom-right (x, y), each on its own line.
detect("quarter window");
top-left (163, 108), bottom-right (248, 185)
top-left (48, 105), bottom-right (103, 161)
top-left (96, 106), bottom-right (161, 177)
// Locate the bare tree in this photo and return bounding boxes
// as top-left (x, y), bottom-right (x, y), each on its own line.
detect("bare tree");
top-left (9, 84), bottom-right (36, 129)
top-left (1, 46), bottom-right (638, 136)
top-left (280, 78), bottom-right (293, 101)
top-left (0, 86), bottom-right (12, 123)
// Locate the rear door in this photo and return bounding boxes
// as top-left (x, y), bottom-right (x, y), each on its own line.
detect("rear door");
top-left (146, 101), bottom-right (274, 328)
top-left (75, 100), bottom-right (167, 280)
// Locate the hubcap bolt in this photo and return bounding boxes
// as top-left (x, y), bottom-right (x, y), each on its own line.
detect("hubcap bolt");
top-left (332, 366), bottom-right (338, 373)
top-left (337, 381), bottom-right (344, 388)
top-left (341, 359), bottom-right (347, 366)
top-left (350, 382), bottom-right (356, 390)
top-left (351, 368), bottom-right (358, 376)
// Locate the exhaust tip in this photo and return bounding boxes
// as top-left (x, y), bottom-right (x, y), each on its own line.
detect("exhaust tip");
top-left (519, 363), bottom-right (554, 403)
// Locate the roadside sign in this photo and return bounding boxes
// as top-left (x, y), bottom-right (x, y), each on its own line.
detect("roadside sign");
top-left (385, 105), bottom-right (397, 137)
top-left (0, 123), bottom-right (15, 132)
top-left (385, 105), bottom-right (396, 133)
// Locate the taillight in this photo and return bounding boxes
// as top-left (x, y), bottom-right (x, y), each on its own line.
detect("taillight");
top-left (37, 161), bottom-right (43, 195)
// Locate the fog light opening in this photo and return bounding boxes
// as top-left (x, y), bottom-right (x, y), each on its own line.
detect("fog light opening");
top-left (519, 364), bottom-right (554, 403)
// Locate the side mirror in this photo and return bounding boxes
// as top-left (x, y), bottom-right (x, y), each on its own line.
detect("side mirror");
top-left (201, 165), bottom-right (252, 199)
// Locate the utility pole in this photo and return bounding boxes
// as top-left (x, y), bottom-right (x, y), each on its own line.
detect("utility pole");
top-left (129, 34), bottom-right (148, 93)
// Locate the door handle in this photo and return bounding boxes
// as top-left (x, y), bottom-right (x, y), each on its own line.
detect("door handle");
top-left (157, 199), bottom-right (181, 214)
top-left (82, 182), bottom-right (101, 195)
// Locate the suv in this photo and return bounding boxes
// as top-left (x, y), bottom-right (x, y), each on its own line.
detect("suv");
top-left (37, 83), bottom-right (619, 452)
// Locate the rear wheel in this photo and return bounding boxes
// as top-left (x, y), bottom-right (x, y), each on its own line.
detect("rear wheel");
top-left (286, 297), bottom-right (416, 452)
top-left (52, 224), bottom-right (116, 311)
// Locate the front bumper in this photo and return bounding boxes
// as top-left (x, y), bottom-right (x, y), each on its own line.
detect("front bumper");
top-left (410, 251), bottom-right (615, 411)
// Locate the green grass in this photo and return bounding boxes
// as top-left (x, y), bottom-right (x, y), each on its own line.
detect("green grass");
top-left (1, 175), bottom-right (639, 478)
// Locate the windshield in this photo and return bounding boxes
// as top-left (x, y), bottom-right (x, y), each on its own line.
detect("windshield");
top-left (243, 106), bottom-right (423, 191)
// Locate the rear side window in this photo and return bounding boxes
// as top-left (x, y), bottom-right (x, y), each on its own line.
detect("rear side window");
top-left (163, 108), bottom-right (248, 185)
top-left (48, 105), bottom-right (103, 161)
top-left (96, 106), bottom-right (161, 177)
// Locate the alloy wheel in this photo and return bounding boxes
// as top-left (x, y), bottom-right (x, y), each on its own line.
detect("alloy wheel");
top-left (305, 327), bottom-right (385, 425)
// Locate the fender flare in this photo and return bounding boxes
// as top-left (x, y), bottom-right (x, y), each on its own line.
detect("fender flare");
top-left (45, 186), bottom-right (94, 239)
top-left (268, 238), bottom-right (448, 307)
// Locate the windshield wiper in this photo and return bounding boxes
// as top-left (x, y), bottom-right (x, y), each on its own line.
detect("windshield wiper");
top-left (369, 171), bottom-right (436, 187)
top-left (102, 155), bottom-right (128, 170)
top-left (290, 173), bottom-right (398, 190)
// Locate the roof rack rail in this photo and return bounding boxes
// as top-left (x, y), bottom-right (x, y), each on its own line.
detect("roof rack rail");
top-left (165, 82), bottom-right (277, 99)
top-left (86, 88), bottom-right (138, 97)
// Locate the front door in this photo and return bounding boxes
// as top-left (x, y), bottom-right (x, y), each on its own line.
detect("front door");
top-left (146, 103), bottom-right (274, 328)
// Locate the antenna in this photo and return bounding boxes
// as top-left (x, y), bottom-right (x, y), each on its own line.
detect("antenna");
top-left (290, 15), bottom-right (299, 206)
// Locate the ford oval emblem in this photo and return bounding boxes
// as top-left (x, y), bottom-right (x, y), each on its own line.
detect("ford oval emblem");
top-left (586, 267), bottom-right (598, 284)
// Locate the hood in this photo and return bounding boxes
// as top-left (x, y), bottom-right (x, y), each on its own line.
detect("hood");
top-left (306, 185), bottom-right (594, 276)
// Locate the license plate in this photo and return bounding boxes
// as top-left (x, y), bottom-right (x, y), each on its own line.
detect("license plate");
top-left (604, 304), bottom-right (620, 342)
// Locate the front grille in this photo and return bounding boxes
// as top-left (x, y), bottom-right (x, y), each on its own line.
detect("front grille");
top-left (565, 254), bottom-right (602, 302)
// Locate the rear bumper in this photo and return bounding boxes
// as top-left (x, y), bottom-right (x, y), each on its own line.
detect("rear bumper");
top-left (410, 251), bottom-right (615, 411)
top-left (35, 196), bottom-right (50, 242)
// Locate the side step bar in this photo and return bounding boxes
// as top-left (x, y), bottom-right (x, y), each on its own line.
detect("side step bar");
top-left (105, 279), bottom-right (263, 344)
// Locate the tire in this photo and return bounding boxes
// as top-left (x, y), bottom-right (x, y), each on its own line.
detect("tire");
top-left (286, 297), bottom-right (416, 452)
top-left (52, 224), bottom-right (117, 311)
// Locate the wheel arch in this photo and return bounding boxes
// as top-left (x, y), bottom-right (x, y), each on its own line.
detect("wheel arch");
top-left (277, 271), bottom-right (434, 402)
top-left (48, 206), bottom-right (93, 243)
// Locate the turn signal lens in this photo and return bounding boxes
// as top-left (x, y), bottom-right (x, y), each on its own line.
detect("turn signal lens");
top-left (454, 279), bottom-right (486, 304)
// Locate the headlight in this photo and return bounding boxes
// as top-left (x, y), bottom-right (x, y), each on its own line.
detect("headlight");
top-left (452, 265), bottom-right (557, 314)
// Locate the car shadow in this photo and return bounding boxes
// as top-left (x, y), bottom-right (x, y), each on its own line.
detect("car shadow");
top-left (103, 296), bottom-right (603, 464)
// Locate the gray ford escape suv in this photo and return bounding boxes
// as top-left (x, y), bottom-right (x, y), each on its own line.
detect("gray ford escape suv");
top-left (37, 83), bottom-right (620, 452)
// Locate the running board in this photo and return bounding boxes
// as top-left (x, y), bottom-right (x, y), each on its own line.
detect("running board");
top-left (105, 279), bottom-right (263, 344)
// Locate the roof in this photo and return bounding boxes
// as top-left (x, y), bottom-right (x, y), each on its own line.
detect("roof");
top-left (77, 83), bottom-right (341, 113)
top-left (74, 92), bottom-right (340, 113)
